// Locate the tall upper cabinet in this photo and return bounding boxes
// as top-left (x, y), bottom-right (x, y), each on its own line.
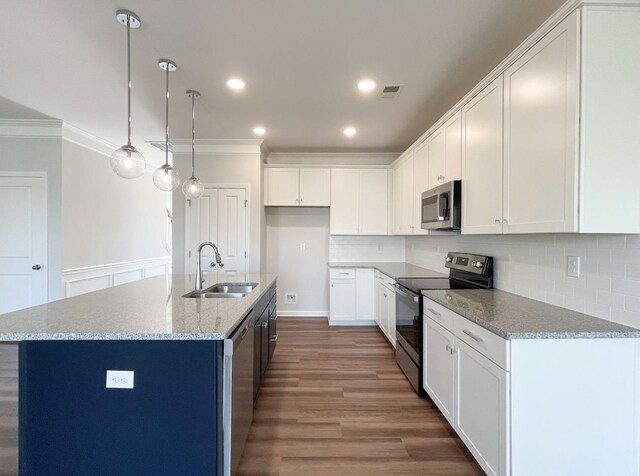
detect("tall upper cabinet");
top-left (428, 111), bottom-right (462, 189)
top-left (392, 150), bottom-right (428, 235)
top-left (462, 6), bottom-right (640, 234)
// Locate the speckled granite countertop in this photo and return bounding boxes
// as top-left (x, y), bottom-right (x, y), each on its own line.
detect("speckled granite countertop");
top-left (0, 274), bottom-right (277, 341)
top-left (423, 289), bottom-right (640, 339)
top-left (329, 262), bottom-right (446, 280)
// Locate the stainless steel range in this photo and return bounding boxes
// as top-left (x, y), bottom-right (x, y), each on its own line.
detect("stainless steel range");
top-left (394, 252), bottom-right (493, 394)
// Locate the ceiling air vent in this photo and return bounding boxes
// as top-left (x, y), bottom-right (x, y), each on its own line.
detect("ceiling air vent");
top-left (379, 85), bottom-right (403, 100)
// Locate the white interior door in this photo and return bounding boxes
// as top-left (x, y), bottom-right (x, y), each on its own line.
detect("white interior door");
top-left (217, 188), bottom-right (247, 280)
top-left (0, 174), bottom-right (47, 314)
top-left (186, 187), bottom-right (248, 283)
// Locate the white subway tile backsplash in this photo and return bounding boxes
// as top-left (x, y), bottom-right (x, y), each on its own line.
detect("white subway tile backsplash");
top-left (329, 235), bottom-right (405, 263)
top-left (406, 233), bottom-right (640, 329)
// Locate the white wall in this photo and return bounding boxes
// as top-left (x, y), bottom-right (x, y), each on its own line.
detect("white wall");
top-left (0, 136), bottom-right (62, 300)
top-left (172, 149), bottom-right (263, 275)
top-left (330, 235), bottom-right (405, 262)
top-left (406, 234), bottom-right (640, 329)
top-left (266, 207), bottom-right (329, 315)
top-left (61, 140), bottom-right (168, 269)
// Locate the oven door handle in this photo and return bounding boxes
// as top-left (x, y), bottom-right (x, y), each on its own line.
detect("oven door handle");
top-left (393, 283), bottom-right (419, 303)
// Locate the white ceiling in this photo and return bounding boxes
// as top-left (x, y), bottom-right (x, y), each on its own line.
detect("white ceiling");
top-left (0, 0), bottom-right (565, 157)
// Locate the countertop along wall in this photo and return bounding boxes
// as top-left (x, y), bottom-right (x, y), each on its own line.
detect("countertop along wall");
top-left (406, 233), bottom-right (640, 329)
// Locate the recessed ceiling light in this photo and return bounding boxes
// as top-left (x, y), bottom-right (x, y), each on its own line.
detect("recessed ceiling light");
top-left (226, 78), bottom-right (245, 90)
top-left (357, 79), bottom-right (376, 92)
top-left (253, 126), bottom-right (266, 136)
top-left (343, 127), bottom-right (357, 137)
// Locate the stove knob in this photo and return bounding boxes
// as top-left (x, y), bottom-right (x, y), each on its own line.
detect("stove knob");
top-left (445, 257), bottom-right (453, 263)
top-left (474, 261), bottom-right (484, 268)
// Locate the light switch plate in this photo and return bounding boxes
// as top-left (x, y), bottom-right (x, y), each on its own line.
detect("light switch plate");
top-left (300, 243), bottom-right (306, 251)
top-left (106, 370), bottom-right (134, 389)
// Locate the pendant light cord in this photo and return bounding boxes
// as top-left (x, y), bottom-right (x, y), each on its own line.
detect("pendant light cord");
top-left (126, 16), bottom-right (132, 147)
top-left (191, 93), bottom-right (196, 178)
top-left (165, 66), bottom-right (170, 167)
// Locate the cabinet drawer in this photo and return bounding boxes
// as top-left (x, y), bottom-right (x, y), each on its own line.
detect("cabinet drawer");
top-left (423, 297), bottom-right (455, 330)
top-left (453, 314), bottom-right (509, 371)
top-left (330, 268), bottom-right (355, 279)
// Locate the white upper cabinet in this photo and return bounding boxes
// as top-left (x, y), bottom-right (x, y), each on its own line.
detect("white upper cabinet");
top-left (443, 111), bottom-right (462, 182)
top-left (264, 168), bottom-right (299, 206)
top-left (413, 143), bottom-right (429, 235)
top-left (392, 151), bottom-right (426, 235)
top-left (462, 75), bottom-right (504, 235)
top-left (264, 167), bottom-right (330, 207)
top-left (503, 12), bottom-right (578, 234)
top-left (428, 128), bottom-right (445, 189)
top-left (330, 168), bottom-right (388, 235)
top-left (299, 168), bottom-right (331, 206)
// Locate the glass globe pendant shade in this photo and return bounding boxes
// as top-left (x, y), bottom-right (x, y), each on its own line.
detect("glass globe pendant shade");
top-left (182, 176), bottom-right (204, 199)
top-left (110, 144), bottom-right (146, 179)
top-left (152, 164), bottom-right (180, 192)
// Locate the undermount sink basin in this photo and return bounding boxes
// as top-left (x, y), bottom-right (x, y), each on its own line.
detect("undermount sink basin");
top-left (182, 282), bottom-right (258, 299)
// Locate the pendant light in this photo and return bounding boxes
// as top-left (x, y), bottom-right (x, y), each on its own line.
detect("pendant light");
top-left (182, 90), bottom-right (204, 199)
top-left (153, 59), bottom-right (181, 192)
top-left (110, 10), bottom-right (146, 179)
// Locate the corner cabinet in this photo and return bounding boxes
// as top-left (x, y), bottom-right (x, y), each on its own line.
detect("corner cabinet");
top-left (264, 167), bottom-right (330, 207)
top-left (330, 168), bottom-right (388, 235)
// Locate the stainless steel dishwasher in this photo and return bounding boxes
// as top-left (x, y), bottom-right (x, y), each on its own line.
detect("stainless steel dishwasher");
top-left (222, 314), bottom-right (254, 475)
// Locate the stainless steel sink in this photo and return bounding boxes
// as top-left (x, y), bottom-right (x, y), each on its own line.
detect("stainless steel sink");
top-left (182, 282), bottom-right (258, 299)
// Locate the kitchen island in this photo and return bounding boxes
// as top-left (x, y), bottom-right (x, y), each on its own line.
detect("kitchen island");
top-left (0, 273), bottom-right (277, 476)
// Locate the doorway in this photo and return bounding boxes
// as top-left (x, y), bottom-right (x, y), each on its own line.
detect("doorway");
top-left (185, 186), bottom-right (249, 282)
top-left (0, 172), bottom-right (47, 314)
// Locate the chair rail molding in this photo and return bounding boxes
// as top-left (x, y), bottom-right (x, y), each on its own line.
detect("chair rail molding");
top-left (61, 256), bottom-right (172, 298)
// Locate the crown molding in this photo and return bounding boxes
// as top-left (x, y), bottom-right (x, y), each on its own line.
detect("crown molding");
top-left (0, 118), bottom-right (63, 138)
top-left (266, 151), bottom-right (400, 166)
top-left (61, 123), bottom-right (118, 158)
top-left (148, 138), bottom-right (263, 156)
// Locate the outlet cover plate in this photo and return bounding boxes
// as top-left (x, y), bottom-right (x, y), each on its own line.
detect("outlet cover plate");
top-left (285, 293), bottom-right (297, 304)
top-left (567, 256), bottom-right (580, 278)
top-left (106, 370), bottom-right (134, 389)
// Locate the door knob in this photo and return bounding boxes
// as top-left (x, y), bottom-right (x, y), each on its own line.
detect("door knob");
top-left (32, 264), bottom-right (41, 270)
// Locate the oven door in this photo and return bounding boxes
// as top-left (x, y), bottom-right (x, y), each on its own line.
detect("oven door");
top-left (394, 284), bottom-right (420, 364)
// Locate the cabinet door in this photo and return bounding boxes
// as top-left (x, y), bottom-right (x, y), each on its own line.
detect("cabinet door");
top-left (355, 268), bottom-right (374, 320)
top-left (503, 13), bottom-right (578, 233)
top-left (379, 285), bottom-right (389, 335)
top-left (424, 318), bottom-right (455, 424)
top-left (462, 76), bottom-right (504, 234)
top-left (413, 142), bottom-right (429, 235)
top-left (374, 278), bottom-right (382, 324)
top-left (299, 168), bottom-right (331, 207)
top-left (329, 279), bottom-right (356, 321)
top-left (387, 287), bottom-right (396, 345)
top-left (392, 164), bottom-right (403, 234)
top-left (443, 111), bottom-right (462, 182)
top-left (264, 168), bottom-right (299, 206)
top-left (359, 169), bottom-right (388, 235)
top-left (330, 169), bottom-right (359, 235)
top-left (428, 127), bottom-right (445, 189)
top-left (401, 155), bottom-right (415, 234)
top-left (455, 339), bottom-right (508, 476)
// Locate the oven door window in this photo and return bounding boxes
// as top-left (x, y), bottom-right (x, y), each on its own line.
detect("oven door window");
top-left (421, 194), bottom-right (439, 224)
top-left (395, 290), bottom-right (420, 356)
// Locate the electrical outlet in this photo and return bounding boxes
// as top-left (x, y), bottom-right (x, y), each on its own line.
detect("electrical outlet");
top-left (300, 243), bottom-right (306, 251)
top-left (106, 370), bottom-right (134, 389)
top-left (567, 256), bottom-right (580, 278)
top-left (285, 293), bottom-right (297, 304)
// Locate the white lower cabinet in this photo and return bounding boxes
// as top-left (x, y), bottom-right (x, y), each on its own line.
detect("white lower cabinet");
top-left (329, 268), bottom-right (375, 325)
top-left (423, 296), bottom-right (640, 475)
top-left (374, 271), bottom-right (396, 346)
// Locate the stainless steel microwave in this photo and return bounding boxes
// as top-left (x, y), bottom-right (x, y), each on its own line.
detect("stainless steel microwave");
top-left (420, 180), bottom-right (461, 230)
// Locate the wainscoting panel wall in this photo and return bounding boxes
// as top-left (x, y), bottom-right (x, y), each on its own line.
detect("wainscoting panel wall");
top-left (62, 256), bottom-right (172, 298)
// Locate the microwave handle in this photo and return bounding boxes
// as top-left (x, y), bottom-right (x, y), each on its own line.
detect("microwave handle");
top-left (438, 193), bottom-right (448, 221)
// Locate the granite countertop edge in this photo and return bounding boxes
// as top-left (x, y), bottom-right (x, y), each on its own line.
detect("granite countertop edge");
top-left (0, 332), bottom-right (228, 341)
top-left (423, 290), bottom-right (640, 340)
top-left (328, 262), bottom-right (446, 280)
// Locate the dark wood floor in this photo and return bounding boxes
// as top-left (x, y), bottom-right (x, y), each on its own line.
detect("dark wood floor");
top-left (238, 317), bottom-right (484, 476)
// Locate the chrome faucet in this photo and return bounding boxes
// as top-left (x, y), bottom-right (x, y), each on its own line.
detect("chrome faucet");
top-left (195, 241), bottom-right (224, 292)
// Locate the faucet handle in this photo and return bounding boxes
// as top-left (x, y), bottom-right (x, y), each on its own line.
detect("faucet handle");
top-left (210, 262), bottom-right (216, 268)
top-left (218, 263), bottom-right (225, 268)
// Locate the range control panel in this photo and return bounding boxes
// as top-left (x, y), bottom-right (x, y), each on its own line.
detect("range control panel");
top-left (445, 252), bottom-right (492, 275)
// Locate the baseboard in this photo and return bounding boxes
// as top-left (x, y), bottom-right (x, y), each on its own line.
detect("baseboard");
top-left (277, 310), bottom-right (329, 318)
top-left (328, 319), bottom-right (377, 326)
top-left (61, 256), bottom-right (171, 298)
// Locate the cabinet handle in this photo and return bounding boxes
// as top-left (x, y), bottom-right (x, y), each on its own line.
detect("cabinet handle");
top-left (502, 218), bottom-right (508, 224)
top-left (426, 308), bottom-right (441, 319)
top-left (270, 335), bottom-right (278, 342)
top-left (462, 329), bottom-right (484, 343)
top-left (300, 198), bottom-right (304, 203)
top-left (445, 344), bottom-right (450, 352)
top-left (493, 217), bottom-right (502, 225)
